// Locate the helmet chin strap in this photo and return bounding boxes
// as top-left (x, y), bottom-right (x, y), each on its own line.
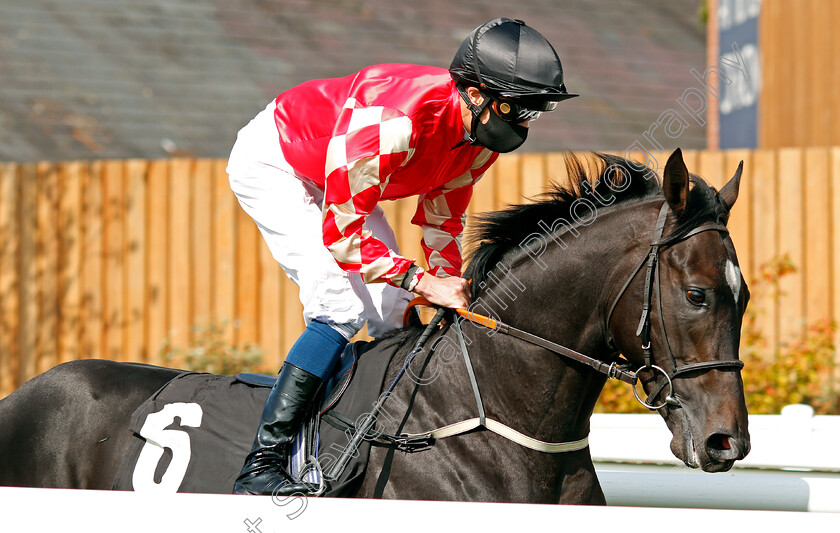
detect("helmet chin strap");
top-left (457, 84), bottom-right (491, 145)
top-left (456, 84), bottom-right (528, 153)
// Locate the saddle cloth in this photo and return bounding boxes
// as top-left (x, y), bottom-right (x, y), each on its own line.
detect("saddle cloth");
top-left (112, 337), bottom-right (399, 495)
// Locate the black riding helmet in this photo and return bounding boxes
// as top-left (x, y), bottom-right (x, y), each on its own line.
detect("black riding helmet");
top-left (449, 18), bottom-right (578, 113)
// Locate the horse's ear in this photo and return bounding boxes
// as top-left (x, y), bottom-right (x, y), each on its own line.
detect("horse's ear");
top-left (663, 148), bottom-right (690, 216)
top-left (718, 160), bottom-right (743, 214)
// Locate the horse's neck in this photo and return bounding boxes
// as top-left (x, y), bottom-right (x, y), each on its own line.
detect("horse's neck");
top-left (484, 202), bottom-right (652, 353)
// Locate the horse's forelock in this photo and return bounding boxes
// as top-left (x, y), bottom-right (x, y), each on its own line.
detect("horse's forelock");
top-left (666, 175), bottom-right (727, 243)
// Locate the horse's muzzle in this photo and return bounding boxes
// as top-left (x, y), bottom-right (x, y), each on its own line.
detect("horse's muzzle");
top-left (701, 431), bottom-right (750, 471)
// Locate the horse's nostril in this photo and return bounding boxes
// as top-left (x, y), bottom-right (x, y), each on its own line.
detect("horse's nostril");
top-left (707, 433), bottom-right (730, 450)
top-left (706, 432), bottom-right (740, 460)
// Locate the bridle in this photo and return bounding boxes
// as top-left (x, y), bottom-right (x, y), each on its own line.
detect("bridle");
top-left (603, 202), bottom-right (745, 409)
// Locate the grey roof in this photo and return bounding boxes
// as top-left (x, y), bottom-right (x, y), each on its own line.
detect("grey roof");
top-left (0, 0), bottom-right (706, 162)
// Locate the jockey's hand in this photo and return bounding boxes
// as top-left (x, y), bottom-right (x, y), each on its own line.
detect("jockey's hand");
top-left (414, 274), bottom-right (471, 309)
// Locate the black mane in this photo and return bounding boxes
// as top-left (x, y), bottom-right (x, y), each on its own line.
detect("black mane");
top-left (464, 152), bottom-right (724, 290)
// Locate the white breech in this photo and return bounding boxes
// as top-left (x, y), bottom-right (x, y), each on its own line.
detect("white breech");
top-left (226, 102), bottom-right (411, 340)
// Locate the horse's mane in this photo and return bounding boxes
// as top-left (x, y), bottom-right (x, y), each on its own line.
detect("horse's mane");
top-left (464, 153), bottom-right (724, 293)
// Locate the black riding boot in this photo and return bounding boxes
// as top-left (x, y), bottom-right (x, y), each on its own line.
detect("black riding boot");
top-left (234, 363), bottom-right (323, 495)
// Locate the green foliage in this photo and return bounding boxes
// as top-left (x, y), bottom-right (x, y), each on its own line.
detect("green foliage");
top-left (160, 321), bottom-right (270, 376)
top-left (596, 254), bottom-right (839, 415)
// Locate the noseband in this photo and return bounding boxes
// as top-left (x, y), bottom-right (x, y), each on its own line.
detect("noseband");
top-left (605, 202), bottom-right (745, 410)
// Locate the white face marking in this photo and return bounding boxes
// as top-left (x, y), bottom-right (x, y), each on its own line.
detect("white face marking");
top-left (725, 260), bottom-right (742, 303)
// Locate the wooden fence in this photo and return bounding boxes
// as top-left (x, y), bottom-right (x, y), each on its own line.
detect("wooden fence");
top-left (1, 147), bottom-right (839, 398)
top-left (758, 0), bottom-right (840, 148)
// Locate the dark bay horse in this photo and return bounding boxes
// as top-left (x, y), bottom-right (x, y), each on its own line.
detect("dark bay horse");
top-left (0, 148), bottom-right (750, 504)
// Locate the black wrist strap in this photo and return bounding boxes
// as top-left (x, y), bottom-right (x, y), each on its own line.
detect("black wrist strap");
top-left (400, 264), bottom-right (420, 291)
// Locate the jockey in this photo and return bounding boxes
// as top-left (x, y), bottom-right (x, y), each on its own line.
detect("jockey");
top-left (227, 17), bottom-right (577, 496)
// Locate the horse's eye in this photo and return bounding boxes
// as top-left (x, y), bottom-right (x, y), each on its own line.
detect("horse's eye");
top-left (686, 289), bottom-right (706, 305)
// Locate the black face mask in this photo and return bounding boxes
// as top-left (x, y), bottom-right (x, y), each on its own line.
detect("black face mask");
top-left (470, 100), bottom-right (529, 153)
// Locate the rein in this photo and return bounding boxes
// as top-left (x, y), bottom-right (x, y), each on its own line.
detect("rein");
top-left (454, 308), bottom-right (637, 384)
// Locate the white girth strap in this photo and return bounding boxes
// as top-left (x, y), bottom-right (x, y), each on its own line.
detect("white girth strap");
top-left (402, 417), bottom-right (589, 453)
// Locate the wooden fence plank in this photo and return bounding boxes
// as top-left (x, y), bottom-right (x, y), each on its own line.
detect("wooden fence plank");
top-left (146, 160), bottom-right (168, 366)
top-left (759, 0), bottom-right (839, 148)
top-left (789, 4), bottom-right (808, 146)
top-left (833, 2), bottom-right (840, 147)
top-left (36, 162), bottom-right (60, 374)
top-left (758, 0), bottom-right (781, 147)
top-left (725, 149), bottom-right (753, 278)
top-left (545, 152), bottom-right (569, 188)
top-left (279, 271), bottom-right (303, 360)
top-left (777, 148), bottom-right (805, 341)
top-left (259, 232), bottom-right (283, 369)
top-left (0, 163), bottom-right (20, 396)
top-left (804, 148), bottom-right (831, 328)
top-left (808, 2), bottom-right (831, 146)
top-left (698, 150), bottom-right (725, 190)
top-left (168, 159), bottom-right (192, 350)
top-left (18, 164), bottom-right (37, 384)
top-left (81, 161), bottom-right (104, 360)
top-left (465, 163), bottom-right (496, 254)
top-left (59, 162), bottom-right (83, 364)
top-left (647, 151), bottom-right (669, 180)
top-left (520, 153), bottom-right (546, 199)
top-left (212, 160), bottom-right (236, 345)
top-left (191, 160), bottom-right (213, 330)
top-left (125, 160), bottom-right (147, 362)
top-left (681, 149), bottom-right (699, 174)
top-left (103, 161), bottom-right (125, 362)
top-left (494, 153), bottom-right (521, 207)
top-left (832, 148), bottom-right (840, 367)
top-left (235, 197), bottom-right (260, 348)
top-left (280, 277), bottom-right (304, 360)
top-left (749, 149), bottom-right (779, 354)
top-left (475, 158), bottom-right (500, 213)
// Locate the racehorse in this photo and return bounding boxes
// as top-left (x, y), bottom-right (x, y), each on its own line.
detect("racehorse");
top-left (0, 148), bottom-right (750, 504)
